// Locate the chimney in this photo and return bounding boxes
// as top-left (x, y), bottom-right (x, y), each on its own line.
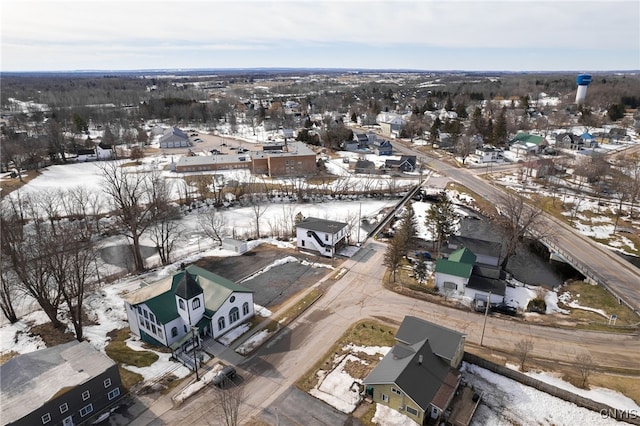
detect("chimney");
top-left (418, 354), bottom-right (423, 365)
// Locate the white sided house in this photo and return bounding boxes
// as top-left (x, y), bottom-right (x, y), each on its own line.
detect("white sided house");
top-left (296, 217), bottom-right (348, 258)
top-left (123, 265), bottom-right (254, 357)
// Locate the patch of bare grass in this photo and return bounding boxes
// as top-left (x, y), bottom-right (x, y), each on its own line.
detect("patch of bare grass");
top-left (296, 320), bottom-right (396, 393)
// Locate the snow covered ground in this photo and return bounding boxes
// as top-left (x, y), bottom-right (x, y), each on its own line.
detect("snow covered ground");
top-left (463, 363), bottom-right (638, 426)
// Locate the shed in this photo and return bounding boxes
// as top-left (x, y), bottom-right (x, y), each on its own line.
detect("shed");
top-left (222, 238), bottom-right (248, 254)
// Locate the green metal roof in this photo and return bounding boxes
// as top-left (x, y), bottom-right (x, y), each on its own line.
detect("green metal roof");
top-left (448, 247), bottom-right (476, 264)
top-left (185, 265), bottom-right (253, 312)
top-left (509, 133), bottom-right (545, 145)
top-left (144, 291), bottom-right (179, 324)
top-left (435, 259), bottom-right (473, 278)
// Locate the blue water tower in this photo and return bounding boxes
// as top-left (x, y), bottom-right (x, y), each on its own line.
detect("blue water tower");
top-left (575, 74), bottom-right (592, 105)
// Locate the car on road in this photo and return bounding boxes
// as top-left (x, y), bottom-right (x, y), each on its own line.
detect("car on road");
top-left (491, 304), bottom-right (518, 316)
top-left (212, 365), bottom-right (237, 387)
top-left (210, 149), bottom-right (220, 155)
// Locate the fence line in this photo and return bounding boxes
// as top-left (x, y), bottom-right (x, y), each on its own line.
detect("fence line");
top-left (463, 352), bottom-right (639, 425)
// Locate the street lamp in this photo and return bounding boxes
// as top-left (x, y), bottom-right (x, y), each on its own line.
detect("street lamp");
top-left (191, 326), bottom-right (200, 381)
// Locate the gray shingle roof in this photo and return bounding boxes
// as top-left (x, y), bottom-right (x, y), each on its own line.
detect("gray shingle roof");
top-left (394, 316), bottom-right (464, 363)
top-left (0, 341), bottom-right (116, 424)
top-left (297, 217), bottom-right (347, 234)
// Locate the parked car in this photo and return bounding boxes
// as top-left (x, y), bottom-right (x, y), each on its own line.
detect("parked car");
top-left (415, 251), bottom-right (432, 260)
top-left (212, 365), bottom-right (237, 387)
top-left (210, 149), bottom-right (220, 155)
top-left (491, 304), bottom-right (518, 316)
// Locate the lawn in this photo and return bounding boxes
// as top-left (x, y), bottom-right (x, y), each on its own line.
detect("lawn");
top-left (105, 328), bottom-right (157, 390)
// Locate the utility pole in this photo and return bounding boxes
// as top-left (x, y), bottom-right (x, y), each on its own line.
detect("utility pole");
top-left (357, 202), bottom-right (362, 245)
top-left (480, 291), bottom-right (492, 347)
top-left (191, 326), bottom-right (199, 381)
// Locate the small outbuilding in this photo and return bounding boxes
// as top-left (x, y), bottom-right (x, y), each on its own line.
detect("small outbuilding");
top-left (222, 238), bottom-right (248, 254)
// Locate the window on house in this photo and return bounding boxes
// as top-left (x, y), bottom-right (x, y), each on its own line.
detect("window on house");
top-left (158, 328), bottom-right (163, 337)
top-left (138, 316), bottom-right (145, 327)
top-left (406, 406), bottom-right (419, 416)
top-left (229, 307), bottom-right (239, 323)
top-left (137, 306), bottom-right (142, 314)
top-left (171, 327), bottom-right (178, 337)
top-left (41, 413), bottom-right (51, 424)
top-left (391, 387), bottom-right (402, 395)
top-left (381, 393), bottom-right (389, 402)
top-left (59, 403), bottom-right (68, 413)
top-left (103, 378), bottom-right (112, 388)
top-left (151, 324), bottom-right (156, 334)
top-left (108, 387), bottom-right (121, 400)
top-left (143, 310), bottom-right (148, 319)
top-left (79, 404), bottom-right (93, 417)
top-left (145, 320), bottom-right (150, 329)
top-left (242, 302), bottom-right (249, 316)
top-left (179, 299), bottom-right (185, 310)
top-left (149, 313), bottom-right (155, 323)
top-left (230, 296), bottom-right (235, 303)
top-left (192, 298), bottom-right (201, 309)
top-left (82, 390), bottom-right (90, 401)
top-left (324, 234), bottom-right (328, 241)
top-left (218, 317), bottom-right (226, 330)
top-left (301, 240), bottom-right (305, 247)
top-left (443, 282), bottom-right (458, 290)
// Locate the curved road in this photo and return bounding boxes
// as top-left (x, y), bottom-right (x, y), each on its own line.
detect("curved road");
top-left (154, 241), bottom-right (640, 426)
top-left (395, 142), bottom-right (640, 315)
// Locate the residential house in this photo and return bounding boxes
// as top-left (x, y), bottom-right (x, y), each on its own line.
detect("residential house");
top-left (435, 244), bottom-right (505, 304)
top-left (509, 133), bottom-right (547, 158)
top-left (123, 265), bottom-right (254, 360)
top-left (376, 112), bottom-right (406, 138)
top-left (371, 138), bottom-right (393, 156)
top-left (384, 155), bottom-right (417, 172)
top-left (471, 146), bottom-right (503, 164)
top-left (555, 133), bottom-right (584, 150)
top-left (363, 316), bottom-right (464, 424)
top-left (354, 159), bottom-right (376, 174)
top-left (96, 142), bottom-right (114, 160)
top-left (1, 341), bottom-right (124, 426)
top-left (159, 126), bottom-right (191, 148)
top-left (296, 217), bottom-right (348, 258)
top-left (76, 148), bottom-right (97, 162)
top-left (580, 132), bottom-right (597, 148)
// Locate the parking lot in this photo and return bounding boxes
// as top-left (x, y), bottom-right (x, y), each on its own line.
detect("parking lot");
top-left (193, 244), bottom-right (342, 309)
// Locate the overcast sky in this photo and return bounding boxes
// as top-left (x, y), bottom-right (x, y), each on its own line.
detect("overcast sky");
top-left (1, 0), bottom-right (639, 72)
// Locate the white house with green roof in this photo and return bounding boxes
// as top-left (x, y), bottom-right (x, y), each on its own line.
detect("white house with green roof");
top-left (509, 133), bottom-right (548, 158)
top-left (435, 247), bottom-right (505, 304)
top-left (124, 265), bottom-right (254, 350)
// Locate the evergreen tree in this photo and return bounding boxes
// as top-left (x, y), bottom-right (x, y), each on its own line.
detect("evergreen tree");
top-left (413, 258), bottom-right (428, 284)
top-left (429, 118), bottom-right (441, 143)
top-left (492, 107), bottom-right (508, 146)
top-left (445, 96), bottom-right (454, 111)
top-left (425, 194), bottom-right (457, 252)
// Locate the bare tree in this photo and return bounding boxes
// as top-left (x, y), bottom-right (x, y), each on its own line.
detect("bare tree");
top-left (455, 134), bottom-right (477, 165)
top-left (211, 381), bottom-right (245, 426)
top-left (514, 339), bottom-right (534, 371)
top-left (493, 192), bottom-right (550, 269)
top-left (1, 196), bottom-right (64, 329)
top-left (0, 263), bottom-right (20, 323)
top-left (100, 162), bottom-right (157, 272)
top-left (576, 352), bottom-right (595, 389)
top-left (248, 194), bottom-right (269, 239)
top-left (147, 171), bottom-right (182, 265)
top-left (47, 221), bottom-right (98, 341)
top-left (198, 209), bottom-right (228, 244)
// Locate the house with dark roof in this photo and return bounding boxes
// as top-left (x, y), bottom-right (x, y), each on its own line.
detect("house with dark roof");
top-left (384, 155), bottom-right (417, 172)
top-left (1, 341), bottom-right (123, 426)
top-left (354, 159), bottom-right (376, 174)
top-left (371, 138), bottom-right (393, 155)
top-left (435, 244), bottom-right (506, 304)
top-left (296, 217), bottom-right (348, 257)
top-left (123, 265), bottom-right (254, 357)
top-left (363, 316), bottom-right (464, 424)
top-left (555, 132), bottom-right (584, 150)
top-left (159, 126), bottom-right (191, 148)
